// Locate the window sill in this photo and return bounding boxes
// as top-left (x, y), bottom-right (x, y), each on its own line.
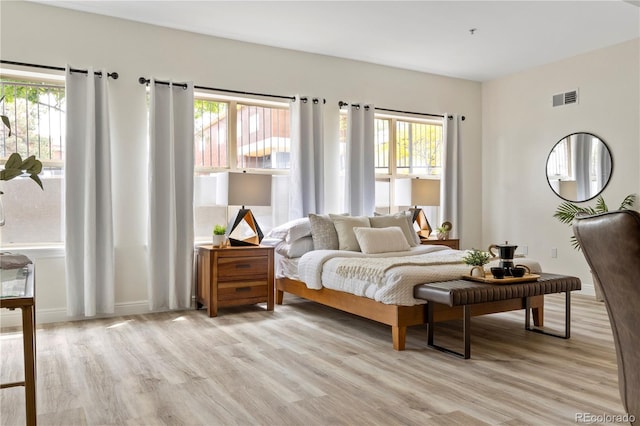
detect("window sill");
top-left (0, 244), bottom-right (64, 259)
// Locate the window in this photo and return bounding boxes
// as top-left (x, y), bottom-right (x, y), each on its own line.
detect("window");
top-left (193, 94), bottom-right (290, 243)
top-left (1, 75), bottom-right (65, 245)
top-left (339, 112), bottom-right (444, 215)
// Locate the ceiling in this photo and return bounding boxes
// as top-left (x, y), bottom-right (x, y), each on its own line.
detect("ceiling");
top-left (32, 0), bottom-right (640, 81)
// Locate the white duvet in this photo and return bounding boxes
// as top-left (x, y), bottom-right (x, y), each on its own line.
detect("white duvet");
top-left (297, 246), bottom-right (542, 306)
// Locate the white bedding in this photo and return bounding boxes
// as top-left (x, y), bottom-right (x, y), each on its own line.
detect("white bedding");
top-left (294, 246), bottom-right (542, 306)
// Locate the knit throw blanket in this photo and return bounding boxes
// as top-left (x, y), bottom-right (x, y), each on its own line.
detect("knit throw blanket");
top-left (334, 251), bottom-right (469, 286)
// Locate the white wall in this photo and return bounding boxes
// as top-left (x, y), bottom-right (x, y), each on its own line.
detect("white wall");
top-left (482, 38), bottom-right (640, 295)
top-left (0, 1), bottom-right (482, 325)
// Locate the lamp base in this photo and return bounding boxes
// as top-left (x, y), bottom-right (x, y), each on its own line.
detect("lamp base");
top-left (227, 208), bottom-right (264, 246)
top-left (409, 207), bottom-right (432, 239)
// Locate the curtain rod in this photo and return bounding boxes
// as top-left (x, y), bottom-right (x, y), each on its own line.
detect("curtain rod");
top-left (1, 59), bottom-right (119, 79)
top-left (338, 100), bottom-right (465, 121)
top-left (138, 77), bottom-right (296, 101)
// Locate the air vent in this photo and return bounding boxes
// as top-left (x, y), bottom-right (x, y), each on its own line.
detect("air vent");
top-left (552, 89), bottom-right (579, 107)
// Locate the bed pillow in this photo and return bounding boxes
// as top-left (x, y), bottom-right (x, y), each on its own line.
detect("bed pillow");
top-left (267, 217), bottom-right (310, 241)
top-left (330, 214), bottom-right (370, 251)
top-left (275, 236), bottom-right (315, 258)
top-left (369, 213), bottom-right (419, 247)
top-left (353, 226), bottom-right (411, 254)
top-left (309, 213), bottom-right (340, 250)
top-left (285, 218), bottom-right (312, 243)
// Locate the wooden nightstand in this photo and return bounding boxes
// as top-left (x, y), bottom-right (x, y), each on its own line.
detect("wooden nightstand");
top-left (420, 238), bottom-right (460, 250)
top-left (196, 245), bottom-right (275, 317)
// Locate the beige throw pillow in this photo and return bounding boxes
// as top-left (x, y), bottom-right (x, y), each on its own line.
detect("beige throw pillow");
top-left (369, 213), bottom-right (419, 247)
top-left (330, 214), bottom-right (370, 251)
top-left (353, 226), bottom-right (411, 254)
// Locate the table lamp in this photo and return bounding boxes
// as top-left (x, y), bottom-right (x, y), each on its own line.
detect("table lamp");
top-left (410, 178), bottom-right (440, 239)
top-left (227, 171), bottom-right (272, 246)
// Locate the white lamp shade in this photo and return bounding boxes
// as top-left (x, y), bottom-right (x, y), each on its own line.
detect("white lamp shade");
top-left (228, 172), bottom-right (272, 206)
top-left (559, 180), bottom-right (577, 200)
top-left (394, 178), bottom-right (412, 206)
top-left (411, 178), bottom-right (440, 206)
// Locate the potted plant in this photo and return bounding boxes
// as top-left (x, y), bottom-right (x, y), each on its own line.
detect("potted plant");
top-left (554, 194), bottom-right (635, 300)
top-left (1, 97), bottom-right (44, 226)
top-left (436, 221), bottom-right (452, 240)
top-left (553, 194), bottom-right (635, 250)
top-left (212, 224), bottom-right (227, 248)
top-left (462, 248), bottom-right (491, 277)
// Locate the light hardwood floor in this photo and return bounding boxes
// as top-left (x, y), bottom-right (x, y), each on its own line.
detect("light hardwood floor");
top-left (0, 294), bottom-right (626, 425)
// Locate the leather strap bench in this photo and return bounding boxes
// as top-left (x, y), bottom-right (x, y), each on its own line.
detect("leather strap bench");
top-left (413, 273), bottom-right (582, 359)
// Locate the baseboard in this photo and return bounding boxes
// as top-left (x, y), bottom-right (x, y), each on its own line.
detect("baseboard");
top-left (0, 300), bottom-right (153, 329)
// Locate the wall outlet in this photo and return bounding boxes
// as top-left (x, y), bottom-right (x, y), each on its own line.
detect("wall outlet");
top-left (551, 247), bottom-right (558, 258)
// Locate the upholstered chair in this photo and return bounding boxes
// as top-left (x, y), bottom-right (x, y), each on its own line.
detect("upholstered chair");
top-left (573, 210), bottom-right (640, 424)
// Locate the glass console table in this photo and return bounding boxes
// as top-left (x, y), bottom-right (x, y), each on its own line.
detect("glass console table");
top-left (1, 255), bottom-right (36, 426)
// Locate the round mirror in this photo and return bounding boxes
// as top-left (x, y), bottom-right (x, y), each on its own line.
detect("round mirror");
top-left (546, 132), bottom-right (612, 202)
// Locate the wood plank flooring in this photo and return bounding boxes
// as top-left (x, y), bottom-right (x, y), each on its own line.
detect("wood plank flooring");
top-left (0, 293), bottom-right (627, 425)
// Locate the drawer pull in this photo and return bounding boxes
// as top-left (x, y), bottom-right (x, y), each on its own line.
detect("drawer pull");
top-left (235, 287), bottom-right (251, 292)
top-left (235, 264), bottom-right (251, 269)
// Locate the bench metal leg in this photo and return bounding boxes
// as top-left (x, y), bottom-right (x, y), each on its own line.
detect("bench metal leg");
top-left (525, 291), bottom-right (571, 339)
top-left (427, 303), bottom-right (471, 359)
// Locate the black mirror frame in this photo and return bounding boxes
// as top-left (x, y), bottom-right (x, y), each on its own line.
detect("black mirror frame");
top-left (545, 132), bottom-right (613, 203)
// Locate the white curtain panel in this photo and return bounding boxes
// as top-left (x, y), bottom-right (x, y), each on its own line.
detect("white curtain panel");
top-left (148, 80), bottom-right (195, 310)
top-left (596, 140), bottom-right (612, 191)
top-left (289, 96), bottom-right (325, 219)
top-left (64, 66), bottom-right (114, 317)
top-left (574, 133), bottom-right (591, 201)
top-left (441, 114), bottom-right (460, 239)
top-left (345, 104), bottom-right (375, 216)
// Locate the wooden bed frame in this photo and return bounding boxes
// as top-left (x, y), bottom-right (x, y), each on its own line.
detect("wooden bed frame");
top-left (276, 277), bottom-right (545, 350)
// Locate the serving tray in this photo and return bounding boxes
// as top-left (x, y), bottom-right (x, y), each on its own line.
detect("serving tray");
top-left (462, 273), bottom-right (540, 284)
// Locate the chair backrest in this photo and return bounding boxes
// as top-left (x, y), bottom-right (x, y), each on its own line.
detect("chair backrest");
top-left (573, 210), bottom-right (640, 423)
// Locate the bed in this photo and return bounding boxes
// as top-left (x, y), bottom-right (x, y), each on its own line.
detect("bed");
top-left (265, 214), bottom-right (544, 350)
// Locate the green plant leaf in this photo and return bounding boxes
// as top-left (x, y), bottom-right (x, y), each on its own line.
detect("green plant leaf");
top-left (21, 156), bottom-right (42, 174)
top-left (553, 201), bottom-right (590, 225)
top-left (462, 248), bottom-right (491, 266)
top-left (570, 235), bottom-right (582, 251)
top-left (5, 152), bottom-right (22, 169)
top-left (619, 194), bottom-right (636, 210)
top-left (0, 115), bottom-right (11, 137)
top-left (29, 174), bottom-right (44, 190)
top-left (594, 196), bottom-right (608, 213)
top-left (0, 168), bottom-right (23, 181)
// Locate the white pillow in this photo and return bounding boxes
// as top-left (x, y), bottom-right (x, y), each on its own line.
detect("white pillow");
top-left (330, 214), bottom-right (370, 251)
top-left (267, 217), bottom-right (311, 242)
top-left (353, 226), bottom-right (411, 254)
top-left (275, 236), bottom-right (315, 258)
top-left (285, 218), bottom-right (311, 243)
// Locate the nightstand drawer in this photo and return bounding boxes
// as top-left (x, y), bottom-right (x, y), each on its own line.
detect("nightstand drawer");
top-left (217, 256), bottom-right (269, 280)
top-left (217, 281), bottom-right (268, 301)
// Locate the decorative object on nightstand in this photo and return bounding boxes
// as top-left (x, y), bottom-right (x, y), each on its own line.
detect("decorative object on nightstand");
top-left (409, 177), bottom-right (440, 239)
top-left (212, 224), bottom-right (227, 248)
top-left (436, 221), bottom-right (452, 240)
top-left (227, 171), bottom-right (272, 246)
top-left (196, 245), bottom-right (274, 317)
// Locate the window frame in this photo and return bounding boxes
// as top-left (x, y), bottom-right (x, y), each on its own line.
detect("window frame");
top-left (0, 69), bottom-right (66, 248)
top-left (339, 111), bottom-right (444, 213)
top-left (192, 92), bottom-right (291, 243)
top-left (193, 91), bottom-right (290, 176)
